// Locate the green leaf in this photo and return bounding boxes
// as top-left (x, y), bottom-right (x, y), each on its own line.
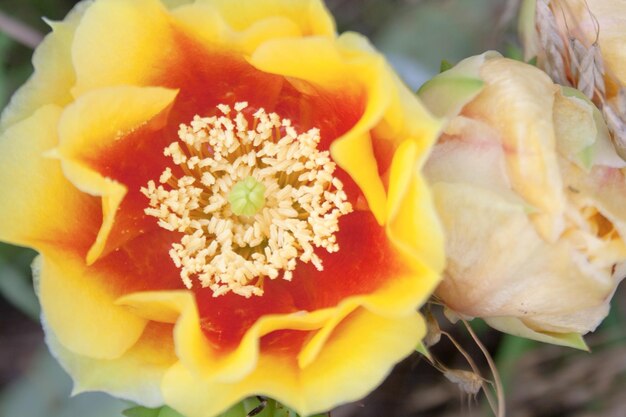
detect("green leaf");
top-left (503, 43), bottom-right (524, 61)
top-left (159, 406), bottom-right (187, 417)
top-left (121, 397), bottom-right (331, 417)
top-left (495, 333), bottom-right (538, 391)
top-left (123, 406), bottom-right (162, 417)
top-left (439, 59), bottom-right (453, 73)
top-left (123, 406), bottom-right (186, 417)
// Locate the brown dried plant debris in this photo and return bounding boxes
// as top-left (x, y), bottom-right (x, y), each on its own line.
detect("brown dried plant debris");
top-left (533, 0), bottom-right (626, 160)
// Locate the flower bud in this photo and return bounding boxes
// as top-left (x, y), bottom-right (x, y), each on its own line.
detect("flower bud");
top-left (420, 52), bottom-right (626, 347)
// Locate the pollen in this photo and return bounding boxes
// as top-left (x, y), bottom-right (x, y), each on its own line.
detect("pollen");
top-left (141, 102), bottom-right (353, 298)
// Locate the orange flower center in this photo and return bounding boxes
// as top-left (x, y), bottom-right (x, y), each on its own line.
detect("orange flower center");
top-left (141, 102), bottom-right (352, 297)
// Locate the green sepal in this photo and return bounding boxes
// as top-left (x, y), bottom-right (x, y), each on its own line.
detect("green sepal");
top-left (415, 342), bottom-right (432, 361)
top-left (418, 51), bottom-right (500, 118)
top-left (485, 317), bottom-right (589, 351)
top-left (123, 406), bottom-right (184, 417)
top-left (560, 86), bottom-right (626, 170)
top-left (417, 77), bottom-right (484, 119)
top-left (123, 399), bottom-right (330, 417)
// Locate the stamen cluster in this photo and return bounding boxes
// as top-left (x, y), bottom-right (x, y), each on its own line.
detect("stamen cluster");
top-left (141, 102), bottom-right (352, 297)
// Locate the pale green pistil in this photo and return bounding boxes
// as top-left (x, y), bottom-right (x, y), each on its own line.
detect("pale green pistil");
top-left (228, 176), bottom-right (266, 216)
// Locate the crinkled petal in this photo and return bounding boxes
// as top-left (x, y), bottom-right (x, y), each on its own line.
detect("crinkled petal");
top-left (0, 106), bottom-right (100, 252)
top-left (199, 0), bottom-right (334, 36)
top-left (387, 140), bottom-right (445, 273)
top-left (162, 309), bottom-right (425, 417)
top-left (250, 33), bottom-right (391, 223)
top-left (56, 85), bottom-right (178, 264)
top-left (468, 58), bottom-right (566, 241)
top-left (563, 163), bottom-right (626, 240)
top-left (165, 210), bottom-right (437, 378)
top-left (34, 252), bottom-right (147, 360)
top-left (71, 0), bottom-right (173, 95)
top-left (45, 319), bottom-right (176, 407)
top-left (432, 182), bottom-right (614, 330)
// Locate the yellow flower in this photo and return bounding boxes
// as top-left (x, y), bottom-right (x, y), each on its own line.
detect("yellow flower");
top-left (0, 0), bottom-right (443, 415)
top-left (420, 52), bottom-right (626, 347)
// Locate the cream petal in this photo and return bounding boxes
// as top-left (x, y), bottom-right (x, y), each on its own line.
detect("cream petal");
top-left (433, 182), bottom-right (613, 329)
top-left (468, 57), bottom-right (566, 241)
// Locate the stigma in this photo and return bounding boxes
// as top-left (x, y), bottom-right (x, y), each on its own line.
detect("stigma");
top-left (141, 102), bottom-right (352, 297)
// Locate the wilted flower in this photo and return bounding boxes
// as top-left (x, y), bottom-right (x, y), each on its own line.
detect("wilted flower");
top-left (520, 0), bottom-right (626, 159)
top-left (420, 52), bottom-right (626, 347)
top-left (0, 0), bottom-right (444, 415)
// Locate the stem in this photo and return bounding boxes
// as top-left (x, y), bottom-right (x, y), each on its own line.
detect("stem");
top-left (0, 9), bottom-right (43, 49)
top-left (462, 319), bottom-right (506, 417)
top-left (441, 330), bottom-right (499, 414)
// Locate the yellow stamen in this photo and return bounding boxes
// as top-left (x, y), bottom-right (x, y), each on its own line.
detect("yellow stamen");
top-left (141, 102), bottom-right (352, 298)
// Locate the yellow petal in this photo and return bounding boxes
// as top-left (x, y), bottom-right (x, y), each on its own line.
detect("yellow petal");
top-left (173, 298), bottom-right (332, 384)
top-left (34, 252), bottom-right (147, 360)
top-left (387, 140), bottom-right (445, 273)
top-left (377, 71), bottom-right (442, 162)
top-left (46, 319), bottom-right (176, 407)
top-left (162, 309), bottom-right (425, 417)
top-left (71, 0), bottom-right (173, 96)
top-left (174, 0), bottom-right (333, 55)
top-left (56, 85), bottom-right (178, 264)
top-left (174, 5), bottom-right (305, 53)
top-left (0, 106), bottom-right (98, 251)
top-left (251, 33), bottom-right (392, 223)
top-left (116, 291), bottom-right (193, 325)
top-left (198, 0), bottom-right (335, 36)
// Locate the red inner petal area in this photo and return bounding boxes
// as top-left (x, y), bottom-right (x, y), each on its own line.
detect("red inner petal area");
top-left (82, 25), bottom-right (402, 353)
top-left (196, 211), bottom-right (408, 351)
top-left (81, 106), bottom-right (176, 262)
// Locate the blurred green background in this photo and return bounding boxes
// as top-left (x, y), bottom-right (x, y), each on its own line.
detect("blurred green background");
top-left (0, 1), bottom-right (624, 417)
